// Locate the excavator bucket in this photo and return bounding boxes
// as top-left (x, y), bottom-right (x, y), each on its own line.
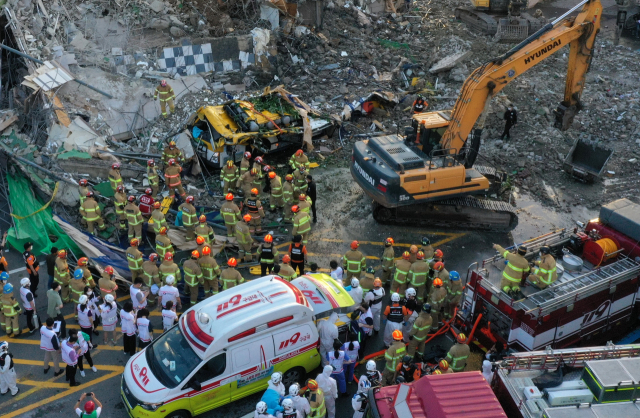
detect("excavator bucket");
top-left (495, 18), bottom-right (529, 42)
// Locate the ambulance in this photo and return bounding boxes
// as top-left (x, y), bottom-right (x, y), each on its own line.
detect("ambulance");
top-left (121, 276), bottom-right (321, 418)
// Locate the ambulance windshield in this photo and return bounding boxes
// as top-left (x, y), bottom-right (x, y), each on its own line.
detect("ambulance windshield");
top-left (146, 327), bottom-right (202, 388)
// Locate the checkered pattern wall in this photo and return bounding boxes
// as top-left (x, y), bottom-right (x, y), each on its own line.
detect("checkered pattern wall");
top-left (157, 40), bottom-right (258, 76)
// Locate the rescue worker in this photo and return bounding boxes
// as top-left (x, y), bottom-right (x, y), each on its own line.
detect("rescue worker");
top-left (408, 251), bottom-right (429, 303)
top-left (527, 246), bottom-right (557, 290)
top-left (77, 257), bottom-right (96, 288)
top-left (108, 163), bottom-right (123, 194)
top-left (343, 241), bottom-right (366, 281)
top-left (159, 252), bottom-right (181, 285)
top-left (114, 185), bottom-right (128, 230)
top-left (220, 159), bottom-right (239, 194)
top-left (162, 141), bottom-right (184, 167)
top-left (407, 303), bottom-right (432, 356)
top-left (360, 267), bottom-right (375, 293)
top-left (383, 330), bottom-right (406, 386)
top-left (289, 235), bottom-right (307, 276)
top-left (316, 365), bottom-right (338, 418)
top-left (255, 401), bottom-right (275, 418)
top-left (401, 288), bottom-right (419, 342)
top-left (54, 249), bottom-right (71, 303)
top-left (164, 158), bottom-right (186, 198)
top-left (239, 151), bottom-right (251, 177)
top-left (420, 237), bottom-right (435, 262)
top-left (292, 166), bottom-right (308, 198)
top-left (238, 168), bottom-right (259, 197)
top-left (493, 243), bottom-right (530, 297)
top-left (439, 359), bottom-right (454, 374)
top-left (80, 192), bottom-right (106, 235)
top-left (278, 255), bottom-right (297, 282)
top-left (382, 293), bottom-right (408, 347)
top-left (297, 193), bottom-right (312, 214)
top-left (221, 193), bottom-right (242, 237)
top-left (268, 372), bottom-right (286, 397)
top-left (429, 249), bottom-right (444, 269)
top-left (0, 341), bottom-right (19, 396)
top-left (363, 278), bottom-right (385, 333)
top-left (364, 360), bottom-right (382, 388)
top-left (283, 174), bottom-right (295, 223)
top-left (306, 379), bottom-right (326, 418)
top-left (70, 269), bottom-right (87, 315)
top-left (381, 237), bottom-right (395, 286)
top-left (352, 375), bottom-right (370, 418)
top-left (1, 284), bottom-right (20, 336)
top-left (151, 201), bottom-right (168, 235)
top-left (279, 398), bottom-right (303, 418)
top-left (220, 258), bottom-right (244, 290)
top-left (445, 333), bottom-right (470, 372)
top-left (235, 214), bottom-right (253, 262)
top-left (393, 251), bottom-right (412, 298)
top-left (429, 278), bottom-right (447, 330)
top-left (432, 261), bottom-right (450, 290)
top-left (289, 149), bottom-right (310, 172)
top-left (395, 356), bottom-right (418, 383)
top-left (183, 250), bottom-right (203, 306)
top-left (348, 278), bottom-right (363, 306)
top-left (139, 188), bottom-right (155, 217)
top-left (78, 179), bottom-right (91, 207)
top-left (501, 104), bottom-right (517, 140)
top-left (446, 271), bottom-right (462, 319)
top-left (291, 205), bottom-right (311, 246)
top-left (289, 383), bottom-right (311, 417)
top-left (268, 171), bottom-right (284, 211)
top-left (155, 226), bottom-right (174, 259)
top-left (154, 80), bottom-right (176, 118)
top-left (124, 195), bottom-right (143, 241)
top-left (252, 156), bottom-right (265, 191)
top-left (195, 215), bottom-right (215, 244)
top-left (412, 95), bottom-right (428, 114)
top-left (257, 234), bottom-right (279, 276)
top-left (179, 195), bottom-right (198, 241)
top-left (245, 188), bottom-right (265, 235)
top-left (126, 238), bottom-right (144, 282)
top-left (317, 312), bottom-right (338, 367)
top-left (99, 266), bottom-right (118, 299)
top-left (142, 253), bottom-right (161, 305)
top-left (408, 245), bottom-right (419, 264)
top-left (159, 275), bottom-right (181, 311)
top-left (147, 159), bottom-right (160, 198)
top-left (199, 246), bottom-right (221, 297)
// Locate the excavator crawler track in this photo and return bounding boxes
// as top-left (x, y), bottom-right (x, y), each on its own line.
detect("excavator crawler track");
top-left (372, 196), bottom-right (518, 231)
top-left (454, 7), bottom-right (499, 35)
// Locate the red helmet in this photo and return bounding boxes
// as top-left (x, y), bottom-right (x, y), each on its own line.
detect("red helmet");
top-left (433, 278), bottom-right (443, 287)
top-left (306, 379), bottom-right (318, 390)
top-left (250, 168), bottom-right (258, 175)
top-left (104, 266), bottom-right (114, 275)
top-left (191, 250), bottom-right (200, 259)
top-left (130, 238), bottom-right (139, 247)
top-left (202, 246), bottom-right (211, 256)
top-left (186, 196), bottom-right (194, 203)
top-left (79, 179), bottom-right (88, 186)
top-left (350, 241), bottom-right (359, 250)
top-left (434, 249), bottom-right (444, 258)
top-left (84, 401), bottom-right (95, 414)
top-left (417, 251), bottom-right (425, 260)
top-left (264, 234), bottom-right (273, 243)
top-left (199, 215), bottom-right (207, 223)
top-left (263, 165), bottom-right (271, 173)
top-left (78, 257), bottom-right (88, 266)
top-left (196, 236), bottom-right (205, 245)
top-left (251, 188), bottom-right (258, 195)
top-left (128, 195), bottom-right (136, 202)
top-left (153, 201), bottom-right (161, 209)
top-left (295, 149), bottom-right (303, 157)
top-left (385, 237), bottom-right (394, 245)
top-left (228, 258), bottom-right (238, 267)
top-left (168, 158), bottom-right (176, 166)
top-left (392, 330), bottom-right (403, 340)
top-left (299, 193), bottom-right (307, 201)
top-left (149, 253), bottom-right (159, 262)
top-left (402, 251), bottom-right (410, 260)
top-left (58, 249), bottom-right (67, 259)
top-left (268, 172), bottom-right (276, 179)
top-left (285, 174), bottom-right (293, 181)
top-left (434, 261), bottom-right (444, 271)
top-left (164, 252), bottom-right (174, 261)
top-left (169, 140), bottom-right (176, 148)
top-left (225, 193), bottom-right (234, 201)
top-left (244, 152), bottom-right (251, 159)
top-left (291, 205), bottom-right (300, 213)
top-left (86, 191), bottom-right (94, 198)
top-left (243, 214), bottom-right (252, 222)
top-left (147, 159), bottom-right (155, 167)
top-left (255, 156), bottom-right (263, 164)
top-left (145, 188), bottom-right (152, 195)
top-left (116, 185), bottom-right (125, 193)
top-left (159, 226), bottom-right (168, 235)
top-left (161, 80), bottom-right (168, 87)
top-left (282, 255), bottom-right (291, 263)
top-left (111, 163), bottom-right (120, 170)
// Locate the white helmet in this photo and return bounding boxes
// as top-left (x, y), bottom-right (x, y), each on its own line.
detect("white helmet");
top-left (20, 277), bottom-right (30, 287)
top-left (165, 275), bottom-right (175, 285)
top-left (289, 383), bottom-right (300, 396)
top-left (366, 360), bottom-right (377, 372)
top-left (391, 292), bottom-right (400, 302)
top-left (0, 341), bottom-right (7, 352)
top-left (256, 401), bottom-right (268, 414)
top-left (406, 288), bottom-right (417, 298)
top-left (351, 278), bottom-right (359, 288)
top-left (282, 398), bottom-right (294, 410)
top-left (105, 294), bottom-right (115, 303)
top-left (79, 295), bottom-right (88, 305)
top-left (271, 372), bottom-right (282, 385)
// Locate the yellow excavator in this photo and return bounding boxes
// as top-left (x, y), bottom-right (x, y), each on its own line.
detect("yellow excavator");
top-left (350, 0), bottom-right (601, 230)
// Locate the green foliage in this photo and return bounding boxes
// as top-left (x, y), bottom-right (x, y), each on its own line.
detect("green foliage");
top-left (248, 94), bottom-right (300, 119)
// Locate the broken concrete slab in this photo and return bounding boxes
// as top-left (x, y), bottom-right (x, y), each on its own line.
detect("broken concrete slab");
top-left (47, 117), bottom-right (103, 153)
top-left (149, 0), bottom-right (165, 13)
top-left (429, 51), bottom-right (472, 74)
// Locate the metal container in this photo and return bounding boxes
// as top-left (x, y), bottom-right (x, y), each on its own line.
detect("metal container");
top-left (562, 253), bottom-right (583, 272)
top-left (583, 359), bottom-right (638, 403)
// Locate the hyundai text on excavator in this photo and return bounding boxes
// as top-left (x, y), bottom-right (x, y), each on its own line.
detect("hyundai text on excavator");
top-left (350, 0), bottom-right (601, 230)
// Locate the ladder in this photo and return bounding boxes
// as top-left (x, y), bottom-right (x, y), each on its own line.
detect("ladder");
top-left (499, 343), bottom-right (640, 371)
top-left (483, 228), bottom-right (569, 266)
top-left (518, 256), bottom-right (640, 317)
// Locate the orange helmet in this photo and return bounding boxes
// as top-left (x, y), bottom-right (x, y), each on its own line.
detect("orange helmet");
top-left (392, 330), bottom-right (403, 340)
top-left (199, 215), bottom-right (207, 223)
top-left (58, 249), bottom-right (67, 259)
top-left (79, 179), bottom-right (88, 186)
top-left (78, 257), bottom-right (88, 266)
top-left (251, 188), bottom-right (258, 195)
top-left (350, 240), bottom-right (359, 250)
top-left (244, 151), bottom-right (251, 159)
top-left (299, 193), bottom-right (307, 201)
top-left (191, 250), bottom-right (200, 259)
top-left (130, 238), bottom-right (139, 247)
top-left (291, 205), bottom-right (300, 213)
top-left (159, 226), bottom-right (168, 235)
top-left (225, 193), bottom-right (234, 201)
top-left (306, 379), bottom-right (318, 390)
top-left (434, 370), bottom-right (442, 375)
top-left (250, 168), bottom-right (258, 175)
top-left (243, 214), bottom-right (252, 222)
top-left (295, 149), bottom-right (303, 157)
top-left (434, 249), bottom-right (444, 258)
top-left (149, 253), bottom-right (159, 262)
top-left (164, 252), bottom-right (174, 261)
top-left (226, 160), bottom-right (234, 167)
top-left (285, 174), bottom-right (293, 181)
top-left (202, 246), bottom-right (211, 256)
top-left (186, 196), bottom-right (194, 203)
top-left (196, 236), bottom-right (205, 245)
top-left (457, 333), bottom-right (467, 344)
top-left (410, 245), bottom-right (418, 254)
top-left (268, 171), bottom-right (276, 179)
top-left (153, 201), bottom-right (161, 209)
top-left (228, 258), bottom-right (238, 267)
top-left (373, 278), bottom-right (382, 287)
top-left (168, 140), bottom-right (176, 148)
top-left (104, 266), bottom-right (114, 275)
top-left (128, 195), bottom-right (136, 202)
top-left (148, 159), bottom-right (155, 167)
top-left (117, 185), bottom-right (125, 193)
top-left (255, 156), bottom-right (263, 164)
top-left (433, 261), bottom-right (444, 271)
top-left (439, 359), bottom-right (449, 371)
top-left (282, 255), bottom-right (291, 263)
top-left (168, 158), bottom-right (176, 166)
top-left (111, 163), bottom-right (120, 170)
top-left (433, 278), bottom-right (443, 287)
top-left (264, 234), bottom-right (273, 243)
top-left (402, 251), bottom-right (410, 260)
top-left (417, 251), bottom-right (425, 260)
top-left (385, 237), bottom-right (394, 245)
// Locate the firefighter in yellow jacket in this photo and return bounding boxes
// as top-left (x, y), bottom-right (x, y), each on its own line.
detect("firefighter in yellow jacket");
top-left (150, 201), bottom-right (168, 235)
top-left (154, 80), bottom-right (175, 118)
top-left (383, 330), bottom-right (406, 386)
top-left (125, 195), bottom-right (143, 241)
top-left (80, 191), bottom-right (106, 235)
top-left (114, 185), bottom-right (128, 230)
top-left (142, 254), bottom-right (161, 305)
top-left (237, 168), bottom-right (258, 198)
top-left (155, 226), bottom-right (173, 259)
top-left (292, 166), bottom-right (308, 197)
top-left (183, 251), bottom-right (203, 306)
top-left (343, 241), bottom-right (366, 280)
top-left (1, 283), bottom-right (21, 336)
top-left (126, 238), bottom-right (144, 281)
top-left (408, 251), bottom-right (429, 303)
top-left (161, 141), bottom-right (184, 166)
top-left (268, 171), bottom-right (284, 211)
top-left (195, 215), bottom-right (215, 244)
top-left (527, 246), bottom-right (557, 290)
top-left (493, 243), bottom-right (530, 297)
top-left (306, 379), bottom-right (326, 418)
top-left (381, 237), bottom-right (395, 286)
top-left (78, 179), bottom-right (91, 207)
top-left (199, 246), bottom-right (221, 297)
top-left (235, 214), bottom-right (253, 262)
top-left (159, 252), bottom-right (181, 285)
top-left (292, 205), bottom-right (311, 246)
top-left (407, 303), bottom-right (432, 356)
top-left (54, 249), bottom-right (71, 303)
top-left (147, 159), bottom-right (160, 198)
top-left (393, 251), bottom-right (412, 298)
top-left (289, 149), bottom-right (310, 172)
top-left (283, 174), bottom-right (295, 222)
top-left (220, 258), bottom-right (244, 290)
top-left (179, 195), bottom-right (198, 241)
top-left (164, 158), bottom-right (186, 198)
top-left (221, 193), bottom-right (241, 237)
top-left (244, 188), bottom-right (265, 235)
top-left (220, 160), bottom-right (239, 194)
top-left (108, 163), bottom-right (123, 194)
top-left (445, 333), bottom-right (471, 372)
top-left (239, 151), bottom-right (251, 177)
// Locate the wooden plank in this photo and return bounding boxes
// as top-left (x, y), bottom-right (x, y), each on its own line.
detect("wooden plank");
top-left (52, 96), bottom-right (71, 127)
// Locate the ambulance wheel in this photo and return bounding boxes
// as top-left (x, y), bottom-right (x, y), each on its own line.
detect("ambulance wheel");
top-left (165, 410), bottom-right (190, 418)
top-left (283, 367), bottom-right (305, 388)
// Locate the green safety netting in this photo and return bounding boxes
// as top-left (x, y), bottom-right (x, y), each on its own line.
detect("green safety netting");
top-left (6, 172), bottom-right (82, 257)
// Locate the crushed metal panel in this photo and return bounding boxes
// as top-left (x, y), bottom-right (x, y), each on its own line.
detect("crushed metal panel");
top-left (22, 60), bottom-right (75, 91)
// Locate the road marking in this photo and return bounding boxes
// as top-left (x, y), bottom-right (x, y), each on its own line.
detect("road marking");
top-left (18, 379), bottom-right (70, 388)
top-left (13, 358), bottom-right (125, 372)
top-left (316, 234), bottom-right (463, 247)
top-left (9, 266), bottom-right (26, 274)
top-left (4, 337), bottom-right (126, 351)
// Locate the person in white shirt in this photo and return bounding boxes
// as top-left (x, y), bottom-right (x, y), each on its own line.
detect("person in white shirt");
top-left (84, 286), bottom-right (100, 335)
top-left (162, 300), bottom-right (178, 332)
top-left (75, 392), bottom-right (102, 417)
top-left (77, 295), bottom-right (96, 345)
top-left (41, 317), bottom-right (64, 376)
top-left (329, 260), bottom-right (344, 285)
top-left (121, 302), bottom-right (137, 356)
top-left (342, 334), bottom-right (360, 384)
top-left (158, 275), bottom-right (181, 311)
top-left (136, 308), bottom-right (153, 350)
top-left (100, 294), bottom-right (118, 346)
top-left (363, 279), bottom-right (385, 334)
top-left (277, 398), bottom-right (303, 418)
top-left (19, 278), bottom-right (37, 333)
top-left (287, 384), bottom-right (310, 418)
top-left (266, 372), bottom-right (285, 397)
top-left (130, 278), bottom-right (148, 312)
top-left (70, 329), bottom-right (97, 377)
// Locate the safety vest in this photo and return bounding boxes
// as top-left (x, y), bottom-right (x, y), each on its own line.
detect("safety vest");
top-left (61, 341), bottom-right (77, 365)
top-left (159, 286), bottom-right (179, 306)
top-left (19, 287), bottom-right (33, 310)
top-left (154, 84), bottom-right (175, 101)
top-left (130, 286), bottom-right (147, 310)
top-left (82, 200), bottom-right (101, 221)
top-left (40, 326), bottom-right (57, 351)
top-left (221, 203), bottom-right (240, 225)
top-left (100, 303), bottom-right (118, 327)
top-left (328, 350), bottom-right (345, 373)
top-left (245, 198), bottom-right (258, 214)
top-left (411, 313), bottom-right (432, 341)
top-left (279, 264), bottom-right (297, 281)
top-left (198, 257), bottom-right (219, 280)
top-left (137, 317), bottom-right (151, 342)
top-left (398, 364), bottom-right (418, 382)
top-left (258, 244), bottom-right (275, 263)
top-left (394, 260), bottom-right (411, 284)
top-left (369, 288), bottom-right (384, 306)
top-left (502, 251), bottom-right (530, 283)
top-left (282, 410), bottom-right (298, 418)
top-left (77, 305), bottom-right (92, 328)
top-left (536, 255), bottom-right (557, 285)
top-left (127, 248), bottom-right (143, 270)
top-left (290, 245), bottom-right (305, 262)
top-left (220, 165), bottom-right (238, 182)
top-left (156, 236), bottom-right (172, 257)
top-left (180, 204), bottom-right (197, 226)
top-left (109, 169), bottom-right (122, 190)
top-left (147, 166), bottom-right (159, 185)
top-left (385, 343), bottom-right (406, 372)
top-left (271, 178), bottom-right (283, 197)
top-left (343, 250), bottom-right (364, 274)
top-left (410, 262), bottom-right (429, 286)
top-left (387, 305), bottom-right (404, 323)
top-left (446, 343), bottom-right (470, 372)
top-left (164, 166), bottom-right (182, 187)
top-left (125, 204), bottom-right (142, 225)
top-left (309, 389), bottom-right (326, 418)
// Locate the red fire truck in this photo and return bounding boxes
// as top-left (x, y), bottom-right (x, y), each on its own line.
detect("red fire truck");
top-left (458, 198), bottom-right (640, 352)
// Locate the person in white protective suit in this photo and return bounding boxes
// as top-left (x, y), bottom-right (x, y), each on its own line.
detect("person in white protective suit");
top-left (255, 401), bottom-right (276, 418)
top-left (482, 360), bottom-right (493, 384)
top-left (316, 365), bottom-right (338, 418)
top-left (364, 278), bottom-right (385, 333)
top-left (348, 278), bottom-right (363, 308)
top-left (351, 375), bottom-right (371, 418)
top-left (288, 383), bottom-right (310, 418)
top-left (277, 398), bottom-right (304, 418)
top-left (0, 341), bottom-right (19, 396)
top-left (317, 312), bottom-right (339, 366)
top-left (267, 372), bottom-right (286, 397)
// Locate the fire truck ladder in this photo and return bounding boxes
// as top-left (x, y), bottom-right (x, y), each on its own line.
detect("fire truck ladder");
top-left (483, 228), bottom-right (570, 266)
top-left (519, 256), bottom-right (640, 318)
top-left (499, 343), bottom-right (640, 371)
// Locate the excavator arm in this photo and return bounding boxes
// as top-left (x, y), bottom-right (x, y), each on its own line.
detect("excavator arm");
top-left (438, 0), bottom-right (601, 161)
